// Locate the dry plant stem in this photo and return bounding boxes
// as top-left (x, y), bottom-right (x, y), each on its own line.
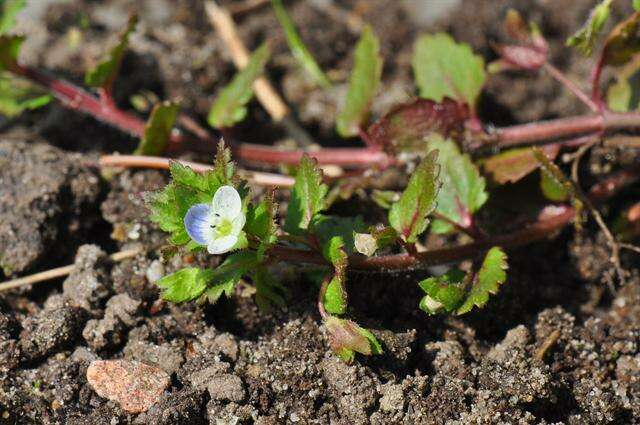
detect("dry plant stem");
top-left (99, 155), bottom-right (296, 187)
top-left (204, 0), bottom-right (287, 122)
top-left (534, 329), bottom-right (561, 361)
top-left (543, 63), bottom-right (598, 112)
top-left (0, 248), bottom-right (140, 293)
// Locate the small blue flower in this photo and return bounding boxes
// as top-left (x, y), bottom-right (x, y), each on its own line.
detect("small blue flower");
top-left (184, 185), bottom-right (246, 254)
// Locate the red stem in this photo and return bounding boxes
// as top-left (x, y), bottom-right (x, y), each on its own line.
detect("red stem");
top-left (543, 62), bottom-right (598, 112)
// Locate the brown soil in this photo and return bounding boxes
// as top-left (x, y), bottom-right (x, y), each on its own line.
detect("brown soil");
top-left (2, 0), bottom-right (640, 424)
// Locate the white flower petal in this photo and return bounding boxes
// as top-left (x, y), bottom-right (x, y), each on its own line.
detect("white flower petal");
top-left (207, 235), bottom-right (238, 254)
top-left (212, 185), bottom-right (242, 219)
top-left (231, 213), bottom-right (246, 234)
top-left (184, 203), bottom-right (213, 245)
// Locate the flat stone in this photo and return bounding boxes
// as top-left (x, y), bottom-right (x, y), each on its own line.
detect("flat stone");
top-left (86, 360), bottom-right (170, 413)
top-left (207, 374), bottom-right (246, 402)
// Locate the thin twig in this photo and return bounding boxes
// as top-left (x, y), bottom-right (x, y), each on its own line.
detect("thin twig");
top-left (543, 63), bottom-right (598, 112)
top-left (205, 0), bottom-right (288, 122)
top-left (227, 0), bottom-right (270, 15)
top-left (0, 248), bottom-right (141, 293)
top-left (534, 329), bottom-right (561, 361)
top-left (99, 155), bottom-right (296, 187)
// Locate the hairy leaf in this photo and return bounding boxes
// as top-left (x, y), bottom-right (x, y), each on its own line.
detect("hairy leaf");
top-left (534, 149), bottom-right (583, 218)
top-left (284, 154), bottom-right (328, 234)
top-left (85, 14), bottom-right (137, 89)
top-left (156, 267), bottom-right (215, 303)
top-left (246, 191), bottom-right (278, 257)
top-left (325, 317), bottom-right (382, 363)
top-left (457, 247), bottom-right (508, 314)
top-left (412, 33), bottom-right (486, 109)
top-left (208, 42), bottom-right (270, 128)
top-left (336, 25), bottom-right (382, 137)
top-left (427, 135), bottom-right (487, 233)
top-left (271, 0), bottom-right (330, 88)
top-left (134, 101), bottom-right (179, 155)
top-left (205, 251), bottom-right (260, 304)
top-left (323, 273), bottom-right (347, 315)
top-left (365, 98), bottom-right (468, 153)
top-left (0, 34), bottom-right (22, 71)
top-left (566, 0), bottom-right (611, 56)
top-left (311, 214), bottom-right (366, 256)
top-left (0, 73), bottom-right (51, 116)
top-left (482, 144), bottom-right (560, 184)
top-left (0, 0), bottom-right (25, 34)
top-left (389, 151), bottom-right (440, 242)
top-left (601, 11), bottom-right (640, 67)
top-left (418, 269), bottom-right (466, 314)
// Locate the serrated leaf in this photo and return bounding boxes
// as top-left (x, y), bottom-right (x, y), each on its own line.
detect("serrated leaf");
top-left (270, 0), bottom-right (330, 88)
top-left (534, 149), bottom-right (583, 219)
top-left (412, 33), bottom-right (486, 109)
top-left (540, 167), bottom-right (569, 202)
top-left (354, 226), bottom-right (397, 256)
top-left (389, 150), bottom-right (440, 242)
top-left (456, 247), bottom-right (508, 314)
top-left (607, 56), bottom-right (640, 111)
top-left (601, 11), bottom-right (640, 67)
top-left (323, 273), bottom-right (347, 315)
top-left (311, 214), bottom-right (367, 256)
top-left (366, 98), bottom-right (468, 154)
top-left (85, 14), bottom-right (137, 89)
top-left (336, 25), bottom-right (382, 137)
top-left (284, 154), bottom-right (328, 234)
top-left (325, 317), bottom-right (381, 363)
top-left (482, 144), bottom-right (560, 184)
top-left (0, 0), bottom-right (25, 34)
top-left (418, 269), bottom-right (466, 314)
top-left (134, 101), bottom-right (179, 155)
top-left (205, 251), bottom-right (260, 304)
top-left (566, 0), bottom-right (612, 56)
top-left (246, 191), bottom-right (278, 256)
top-left (426, 135), bottom-right (487, 233)
top-left (208, 42), bottom-right (270, 128)
top-left (253, 266), bottom-right (287, 311)
top-left (0, 34), bottom-right (22, 71)
top-left (156, 267), bottom-right (215, 303)
top-left (0, 72), bottom-right (51, 116)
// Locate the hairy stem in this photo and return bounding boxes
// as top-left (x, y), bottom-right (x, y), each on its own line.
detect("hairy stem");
top-left (543, 62), bottom-right (598, 112)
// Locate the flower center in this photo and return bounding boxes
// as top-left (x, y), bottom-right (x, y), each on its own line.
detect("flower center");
top-left (212, 217), bottom-right (233, 237)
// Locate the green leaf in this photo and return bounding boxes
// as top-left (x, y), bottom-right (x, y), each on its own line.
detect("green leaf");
top-left (0, 34), bottom-right (22, 71)
top-left (540, 167), bottom-right (569, 202)
top-left (0, 72), bottom-right (51, 116)
top-left (325, 317), bottom-right (381, 363)
top-left (418, 269), bottom-right (466, 314)
top-left (134, 101), bottom-right (179, 155)
top-left (253, 265), bottom-right (287, 311)
top-left (426, 135), bottom-right (487, 233)
top-left (354, 226), bottom-right (397, 256)
top-left (270, 0), bottom-right (330, 88)
top-left (0, 0), bottom-right (25, 34)
top-left (635, 0), bottom-right (640, 11)
top-left (412, 33), bottom-right (486, 108)
top-left (311, 214), bottom-right (366, 256)
top-left (566, 0), bottom-right (612, 56)
top-left (284, 154), bottom-right (328, 234)
top-left (336, 25), bottom-right (382, 137)
top-left (607, 57), bottom-right (640, 111)
top-left (208, 42), bottom-right (270, 129)
top-left (246, 191), bottom-right (278, 256)
top-left (156, 267), bottom-right (215, 303)
top-left (85, 14), bottom-right (137, 89)
top-left (389, 150), bottom-right (440, 242)
top-left (205, 251), bottom-right (260, 304)
top-left (533, 148), bottom-right (583, 219)
top-left (323, 273), bottom-right (347, 315)
top-left (456, 247), bottom-right (508, 314)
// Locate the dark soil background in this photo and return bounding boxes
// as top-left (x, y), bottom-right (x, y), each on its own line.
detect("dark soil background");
top-left (2, 0), bottom-right (640, 423)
